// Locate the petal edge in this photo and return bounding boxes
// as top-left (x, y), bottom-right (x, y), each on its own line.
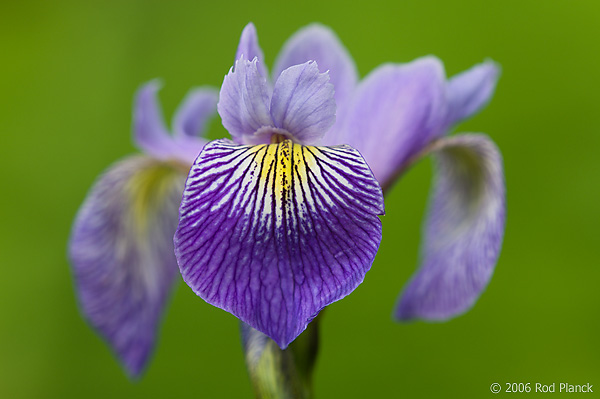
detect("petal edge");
top-left (273, 24), bottom-right (358, 107)
top-left (69, 156), bottom-right (185, 377)
top-left (218, 58), bottom-right (273, 143)
top-left (175, 139), bottom-right (383, 348)
top-left (395, 134), bottom-right (505, 321)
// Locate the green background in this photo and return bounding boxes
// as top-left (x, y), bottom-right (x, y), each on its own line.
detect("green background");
top-left (1, 0), bottom-right (598, 397)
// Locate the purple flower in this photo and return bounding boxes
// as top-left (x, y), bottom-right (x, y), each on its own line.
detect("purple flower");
top-left (69, 81), bottom-right (218, 377)
top-left (173, 28), bottom-right (385, 349)
top-left (263, 23), bottom-right (505, 321)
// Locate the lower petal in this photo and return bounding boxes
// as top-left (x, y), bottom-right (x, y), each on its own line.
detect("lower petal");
top-left (175, 139), bottom-right (384, 349)
top-left (395, 134), bottom-right (505, 321)
top-left (69, 155), bottom-right (186, 377)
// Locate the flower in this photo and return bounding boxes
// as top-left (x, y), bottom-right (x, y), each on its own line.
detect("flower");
top-left (200, 22), bottom-right (505, 334)
top-left (318, 34), bottom-right (505, 322)
top-left (68, 81), bottom-right (218, 377)
top-left (173, 33), bottom-right (385, 349)
top-left (250, 22), bottom-right (505, 321)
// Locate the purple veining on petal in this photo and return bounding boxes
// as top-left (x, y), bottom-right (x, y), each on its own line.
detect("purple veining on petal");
top-left (236, 23), bottom-right (269, 79)
top-left (395, 134), bottom-right (505, 321)
top-left (270, 61), bottom-right (336, 145)
top-left (133, 81), bottom-right (181, 160)
top-left (175, 139), bottom-right (384, 348)
top-left (273, 24), bottom-right (358, 109)
top-left (327, 57), bottom-right (447, 186)
top-left (69, 156), bottom-right (186, 377)
top-left (446, 60), bottom-right (500, 128)
top-left (218, 58), bottom-right (273, 144)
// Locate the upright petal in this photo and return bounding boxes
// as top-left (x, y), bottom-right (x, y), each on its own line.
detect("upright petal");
top-left (69, 156), bottom-right (186, 377)
top-left (218, 58), bottom-right (273, 143)
top-left (270, 62), bottom-right (336, 145)
top-left (446, 60), bottom-right (500, 127)
top-left (175, 139), bottom-right (384, 348)
top-left (273, 24), bottom-right (358, 107)
top-left (133, 81), bottom-right (180, 160)
top-left (171, 87), bottom-right (218, 165)
top-left (328, 57), bottom-right (447, 186)
top-left (395, 134), bottom-right (505, 321)
top-left (173, 87), bottom-right (218, 139)
top-left (236, 23), bottom-right (269, 79)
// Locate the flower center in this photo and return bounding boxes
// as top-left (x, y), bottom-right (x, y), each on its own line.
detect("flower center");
top-left (254, 126), bottom-right (295, 144)
top-left (270, 133), bottom-right (287, 144)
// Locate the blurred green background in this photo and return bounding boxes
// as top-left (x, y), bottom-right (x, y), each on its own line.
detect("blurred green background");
top-left (1, 0), bottom-right (598, 397)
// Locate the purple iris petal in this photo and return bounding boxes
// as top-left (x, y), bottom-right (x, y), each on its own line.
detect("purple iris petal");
top-left (446, 60), bottom-right (500, 127)
top-left (218, 58), bottom-right (273, 143)
top-left (273, 24), bottom-right (358, 108)
top-left (328, 57), bottom-right (447, 185)
top-left (175, 139), bottom-right (384, 348)
top-left (133, 81), bottom-right (181, 160)
top-left (173, 88), bottom-right (218, 139)
top-left (395, 134), bottom-right (505, 321)
top-left (171, 87), bottom-right (218, 164)
top-left (270, 61), bottom-right (336, 144)
top-left (236, 23), bottom-right (269, 79)
top-left (69, 156), bottom-right (186, 377)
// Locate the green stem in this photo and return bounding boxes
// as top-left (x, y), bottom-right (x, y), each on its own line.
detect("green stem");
top-left (241, 316), bottom-right (321, 399)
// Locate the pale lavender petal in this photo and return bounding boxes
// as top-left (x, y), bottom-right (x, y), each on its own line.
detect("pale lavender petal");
top-left (69, 156), bottom-right (186, 377)
top-left (326, 57), bottom-right (448, 186)
top-left (270, 62), bottom-right (336, 144)
top-left (173, 87), bottom-right (218, 139)
top-left (133, 81), bottom-right (180, 160)
top-left (446, 60), bottom-right (500, 126)
top-left (171, 87), bottom-right (218, 165)
top-left (395, 134), bottom-right (505, 321)
top-left (273, 24), bottom-right (358, 107)
top-left (235, 23), bottom-right (269, 79)
top-left (218, 58), bottom-right (273, 143)
top-left (175, 139), bottom-right (384, 349)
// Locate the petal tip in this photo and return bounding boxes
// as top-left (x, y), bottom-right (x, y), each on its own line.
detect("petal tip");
top-left (393, 133), bottom-right (505, 324)
top-left (175, 140), bottom-right (383, 352)
top-left (70, 157), bottom-right (183, 380)
top-left (446, 60), bottom-right (501, 125)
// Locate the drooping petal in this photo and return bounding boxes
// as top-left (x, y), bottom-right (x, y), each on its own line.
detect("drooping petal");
top-left (69, 156), bottom-right (186, 377)
top-left (326, 57), bottom-right (448, 186)
top-left (171, 87), bottom-right (218, 165)
top-left (175, 139), bottom-right (384, 349)
top-left (395, 134), bottom-right (505, 321)
top-left (446, 60), bottom-right (500, 127)
top-left (133, 81), bottom-right (180, 160)
top-left (273, 24), bottom-right (358, 107)
top-left (270, 62), bottom-right (336, 145)
top-left (235, 23), bottom-right (269, 79)
top-left (218, 58), bottom-right (273, 143)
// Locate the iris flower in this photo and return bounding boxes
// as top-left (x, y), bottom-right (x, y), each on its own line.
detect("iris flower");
top-left (69, 22), bottom-right (505, 384)
top-left (292, 25), bottom-right (506, 321)
top-left (69, 82), bottom-right (218, 377)
top-left (174, 53), bottom-right (385, 349)
top-left (175, 23), bottom-right (505, 350)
